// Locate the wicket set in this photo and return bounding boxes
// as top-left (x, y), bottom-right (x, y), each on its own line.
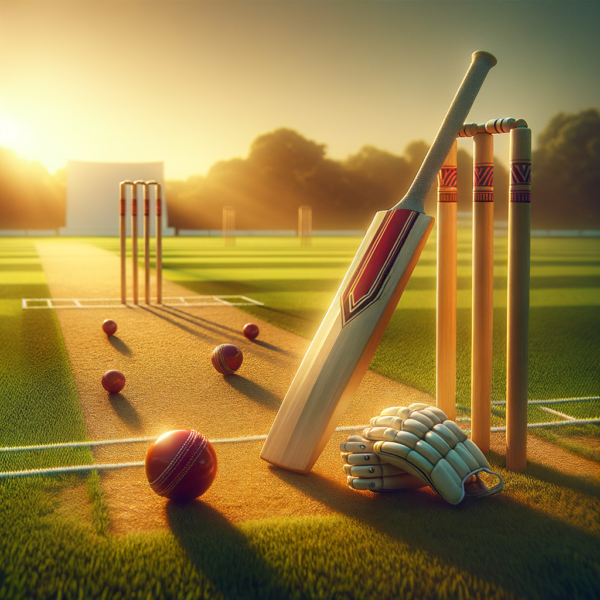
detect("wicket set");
top-left (436, 118), bottom-right (531, 470)
top-left (119, 180), bottom-right (163, 305)
top-left (298, 205), bottom-right (312, 245)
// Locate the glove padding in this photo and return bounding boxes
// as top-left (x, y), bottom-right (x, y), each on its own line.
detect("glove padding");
top-left (341, 402), bottom-right (504, 505)
top-left (364, 402), bottom-right (503, 505)
top-left (340, 435), bottom-right (427, 492)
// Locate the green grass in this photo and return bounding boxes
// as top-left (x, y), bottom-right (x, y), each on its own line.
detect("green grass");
top-left (1, 452), bottom-right (599, 599)
top-left (1, 234), bottom-right (599, 599)
top-left (0, 239), bottom-right (92, 473)
top-left (92, 231), bottom-right (600, 410)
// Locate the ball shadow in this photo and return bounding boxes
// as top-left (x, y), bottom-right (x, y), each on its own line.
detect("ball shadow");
top-left (108, 336), bottom-right (132, 356)
top-left (166, 500), bottom-right (287, 597)
top-left (250, 338), bottom-right (293, 356)
top-left (224, 375), bottom-right (281, 408)
top-left (107, 393), bottom-right (143, 431)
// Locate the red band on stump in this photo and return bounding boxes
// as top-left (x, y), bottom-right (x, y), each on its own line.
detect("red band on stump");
top-left (438, 166), bottom-right (457, 203)
top-left (510, 162), bottom-right (531, 203)
top-left (474, 192), bottom-right (494, 202)
top-left (474, 164), bottom-right (494, 188)
top-left (438, 166), bottom-right (457, 190)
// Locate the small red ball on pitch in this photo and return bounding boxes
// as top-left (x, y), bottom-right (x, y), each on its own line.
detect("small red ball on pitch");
top-left (102, 370), bottom-right (126, 393)
top-left (212, 344), bottom-right (243, 375)
top-left (102, 319), bottom-right (118, 336)
top-left (145, 429), bottom-right (218, 501)
top-left (243, 323), bottom-right (259, 340)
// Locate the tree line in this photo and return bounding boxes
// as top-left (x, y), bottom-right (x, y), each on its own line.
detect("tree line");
top-left (0, 109), bottom-right (598, 232)
top-left (165, 108), bottom-right (600, 232)
top-left (166, 131), bottom-right (508, 232)
top-left (0, 147), bottom-right (66, 230)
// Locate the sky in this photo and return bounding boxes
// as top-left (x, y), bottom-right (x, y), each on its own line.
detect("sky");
top-left (1, 0), bottom-right (599, 180)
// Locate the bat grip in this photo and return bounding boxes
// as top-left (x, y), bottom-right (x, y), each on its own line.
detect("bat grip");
top-left (395, 51), bottom-right (497, 213)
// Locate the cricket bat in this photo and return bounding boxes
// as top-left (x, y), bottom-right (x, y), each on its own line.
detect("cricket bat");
top-left (261, 51), bottom-right (498, 473)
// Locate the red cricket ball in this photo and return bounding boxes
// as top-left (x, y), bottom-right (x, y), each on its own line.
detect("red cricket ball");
top-left (211, 344), bottom-right (243, 375)
top-left (145, 429), bottom-right (218, 501)
top-left (102, 319), bottom-right (118, 336)
top-left (243, 323), bottom-right (260, 340)
top-left (102, 369), bottom-right (126, 393)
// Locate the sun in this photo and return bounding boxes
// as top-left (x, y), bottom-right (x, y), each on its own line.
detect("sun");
top-left (0, 115), bottom-right (40, 165)
top-left (0, 115), bottom-right (35, 159)
top-left (0, 116), bottom-right (23, 148)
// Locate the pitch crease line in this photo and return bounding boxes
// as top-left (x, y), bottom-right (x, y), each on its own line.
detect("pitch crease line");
top-left (490, 397), bottom-right (599, 406)
top-left (2, 421), bottom-right (598, 479)
top-left (0, 426), bottom-right (370, 454)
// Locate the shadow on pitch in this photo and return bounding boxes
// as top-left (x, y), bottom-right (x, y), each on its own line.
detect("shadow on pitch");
top-left (224, 375), bottom-right (281, 408)
top-left (138, 305), bottom-right (209, 340)
top-left (108, 335), bottom-right (132, 356)
top-left (165, 306), bottom-right (240, 335)
top-left (167, 501), bottom-right (288, 598)
top-left (107, 392), bottom-right (143, 431)
top-left (164, 307), bottom-right (296, 355)
top-left (248, 338), bottom-right (294, 355)
top-left (148, 305), bottom-right (234, 340)
top-left (269, 454), bottom-right (600, 599)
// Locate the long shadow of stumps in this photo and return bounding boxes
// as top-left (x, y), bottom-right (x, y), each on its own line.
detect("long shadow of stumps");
top-left (138, 305), bottom-right (206, 339)
top-left (164, 305), bottom-right (240, 335)
top-left (167, 501), bottom-right (288, 599)
top-left (268, 457), bottom-right (600, 600)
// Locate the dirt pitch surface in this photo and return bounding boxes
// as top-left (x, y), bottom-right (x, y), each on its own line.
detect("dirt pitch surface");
top-left (35, 242), bottom-right (600, 535)
top-left (36, 242), bottom-right (440, 532)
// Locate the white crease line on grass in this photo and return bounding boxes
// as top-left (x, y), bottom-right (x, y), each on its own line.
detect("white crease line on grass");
top-left (21, 296), bottom-right (265, 309)
top-left (0, 427), bottom-right (371, 455)
top-left (0, 427), bottom-right (370, 478)
top-left (491, 397), bottom-right (599, 406)
top-left (0, 462), bottom-right (147, 478)
top-left (539, 406), bottom-right (576, 420)
top-left (469, 418), bottom-right (600, 434)
top-left (2, 419), bottom-right (599, 479)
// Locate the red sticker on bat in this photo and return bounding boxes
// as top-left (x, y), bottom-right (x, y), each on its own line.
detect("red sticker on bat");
top-left (341, 210), bottom-right (418, 326)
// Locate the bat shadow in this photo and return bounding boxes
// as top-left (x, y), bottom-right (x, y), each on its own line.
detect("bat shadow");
top-left (268, 458), bottom-right (600, 598)
top-left (108, 336), bottom-right (132, 356)
top-left (166, 501), bottom-right (288, 598)
top-left (107, 393), bottom-right (143, 431)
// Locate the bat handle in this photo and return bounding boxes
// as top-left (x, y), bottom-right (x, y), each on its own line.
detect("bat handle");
top-left (395, 51), bottom-right (497, 213)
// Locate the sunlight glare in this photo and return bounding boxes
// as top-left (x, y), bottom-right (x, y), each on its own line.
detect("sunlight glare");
top-left (0, 116), bottom-right (25, 150)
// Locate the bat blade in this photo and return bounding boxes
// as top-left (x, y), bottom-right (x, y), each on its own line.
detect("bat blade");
top-left (261, 51), bottom-right (497, 473)
top-left (261, 209), bottom-right (433, 472)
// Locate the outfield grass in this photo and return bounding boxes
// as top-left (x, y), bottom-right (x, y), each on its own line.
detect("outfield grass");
top-left (92, 230), bottom-right (600, 412)
top-left (0, 234), bottom-right (599, 599)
